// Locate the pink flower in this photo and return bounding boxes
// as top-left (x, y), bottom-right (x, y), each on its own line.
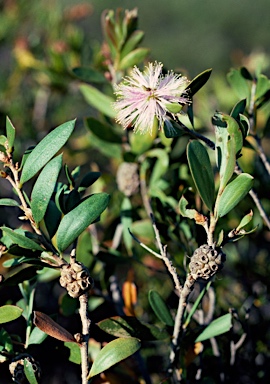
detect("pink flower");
top-left (114, 62), bottom-right (190, 134)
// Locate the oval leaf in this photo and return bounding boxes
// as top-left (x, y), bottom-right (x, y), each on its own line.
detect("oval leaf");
top-left (33, 311), bottom-right (76, 343)
top-left (0, 305), bottom-right (23, 324)
top-left (195, 313), bottom-right (232, 342)
top-left (31, 154), bottom-right (62, 223)
top-left (187, 141), bottom-right (215, 211)
top-left (88, 337), bottom-right (141, 378)
top-left (56, 193), bottom-right (110, 252)
top-left (148, 290), bottom-right (174, 326)
top-left (215, 173), bottom-right (253, 218)
top-left (20, 119), bottom-right (76, 185)
top-left (80, 84), bottom-right (116, 118)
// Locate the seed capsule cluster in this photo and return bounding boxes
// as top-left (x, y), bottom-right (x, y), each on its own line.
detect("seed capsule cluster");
top-left (9, 354), bottom-right (41, 383)
top-left (60, 262), bottom-right (93, 298)
top-left (189, 244), bottom-right (226, 280)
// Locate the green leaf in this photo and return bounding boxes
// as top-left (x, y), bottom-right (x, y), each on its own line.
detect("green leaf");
top-left (24, 359), bottom-right (38, 384)
top-left (31, 154), bottom-right (62, 223)
top-left (88, 337), bottom-right (141, 378)
top-left (56, 193), bottom-right (110, 252)
top-left (215, 173), bottom-right (253, 218)
top-left (119, 48), bottom-right (149, 70)
top-left (20, 120), bottom-right (76, 185)
top-left (1, 267), bottom-right (39, 287)
top-left (164, 120), bottom-right (188, 138)
top-left (195, 313), bottom-right (232, 342)
top-left (227, 68), bottom-right (251, 99)
top-left (0, 227), bottom-right (44, 251)
top-left (0, 305), bottom-right (23, 324)
top-left (80, 84), bottom-right (116, 118)
top-left (28, 326), bottom-right (48, 345)
top-left (184, 281), bottom-right (211, 329)
top-left (213, 113), bottom-right (243, 192)
top-left (230, 99), bottom-right (246, 120)
top-left (255, 74), bottom-right (270, 99)
top-left (64, 342), bottom-right (81, 364)
top-left (0, 135), bottom-right (7, 147)
top-left (236, 210), bottom-right (253, 231)
top-left (179, 195), bottom-right (199, 220)
top-left (121, 197), bottom-right (133, 253)
top-left (43, 200), bottom-right (62, 239)
top-left (85, 117), bottom-right (122, 143)
top-left (78, 171), bottom-right (101, 193)
top-left (187, 69), bottom-right (212, 97)
top-left (72, 67), bottom-right (107, 83)
top-left (120, 30), bottom-right (145, 58)
top-left (187, 141), bottom-right (215, 211)
top-left (0, 198), bottom-right (20, 207)
top-left (97, 316), bottom-right (169, 341)
top-left (148, 290), bottom-right (174, 326)
top-left (147, 148), bottom-right (169, 189)
top-left (6, 116), bottom-right (15, 152)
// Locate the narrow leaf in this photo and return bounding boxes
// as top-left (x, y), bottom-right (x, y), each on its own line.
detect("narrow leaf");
top-left (0, 198), bottom-right (20, 207)
top-left (80, 84), bottom-right (116, 118)
top-left (31, 154), bottom-right (62, 223)
top-left (88, 337), bottom-right (141, 378)
top-left (236, 210), bottom-right (253, 231)
top-left (121, 197), bottom-right (133, 253)
top-left (0, 227), bottom-right (44, 251)
top-left (20, 119), bottom-right (75, 185)
top-left (119, 48), bottom-right (149, 70)
top-left (148, 290), bottom-right (174, 326)
top-left (195, 313), bottom-right (232, 342)
top-left (187, 69), bottom-right (212, 97)
top-left (33, 311), bottom-right (76, 343)
top-left (215, 173), bottom-right (253, 218)
top-left (230, 99), bottom-right (246, 119)
top-left (187, 141), bottom-right (215, 211)
top-left (0, 305), bottom-right (23, 324)
top-left (24, 360), bottom-right (38, 384)
top-left (56, 193), bottom-right (110, 252)
top-left (97, 316), bottom-right (169, 341)
top-left (6, 116), bottom-right (16, 152)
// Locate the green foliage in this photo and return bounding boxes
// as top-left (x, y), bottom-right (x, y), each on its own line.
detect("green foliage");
top-left (20, 120), bottom-right (76, 185)
top-left (0, 305), bottom-right (23, 324)
top-left (195, 313), bottom-right (232, 342)
top-left (0, 4), bottom-right (270, 383)
top-left (88, 337), bottom-right (141, 378)
top-left (148, 290), bottom-right (174, 327)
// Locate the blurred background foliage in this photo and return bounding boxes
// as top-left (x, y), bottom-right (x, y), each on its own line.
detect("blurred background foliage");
top-left (0, 1), bottom-right (270, 383)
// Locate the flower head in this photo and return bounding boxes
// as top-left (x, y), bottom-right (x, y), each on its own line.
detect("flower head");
top-left (114, 62), bottom-right (190, 134)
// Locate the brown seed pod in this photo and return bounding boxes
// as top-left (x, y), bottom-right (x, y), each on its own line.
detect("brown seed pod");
top-left (189, 244), bottom-right (226, 280)
top-left (59, 262), bottom-right (93, 298)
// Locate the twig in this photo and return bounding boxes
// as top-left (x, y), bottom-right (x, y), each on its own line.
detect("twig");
top-left (168, 274), bottom-right (196, 381)
top-left (79, 293), bottom-right (90, 384)
top-left (70, 245), bottom-right (90, 384)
